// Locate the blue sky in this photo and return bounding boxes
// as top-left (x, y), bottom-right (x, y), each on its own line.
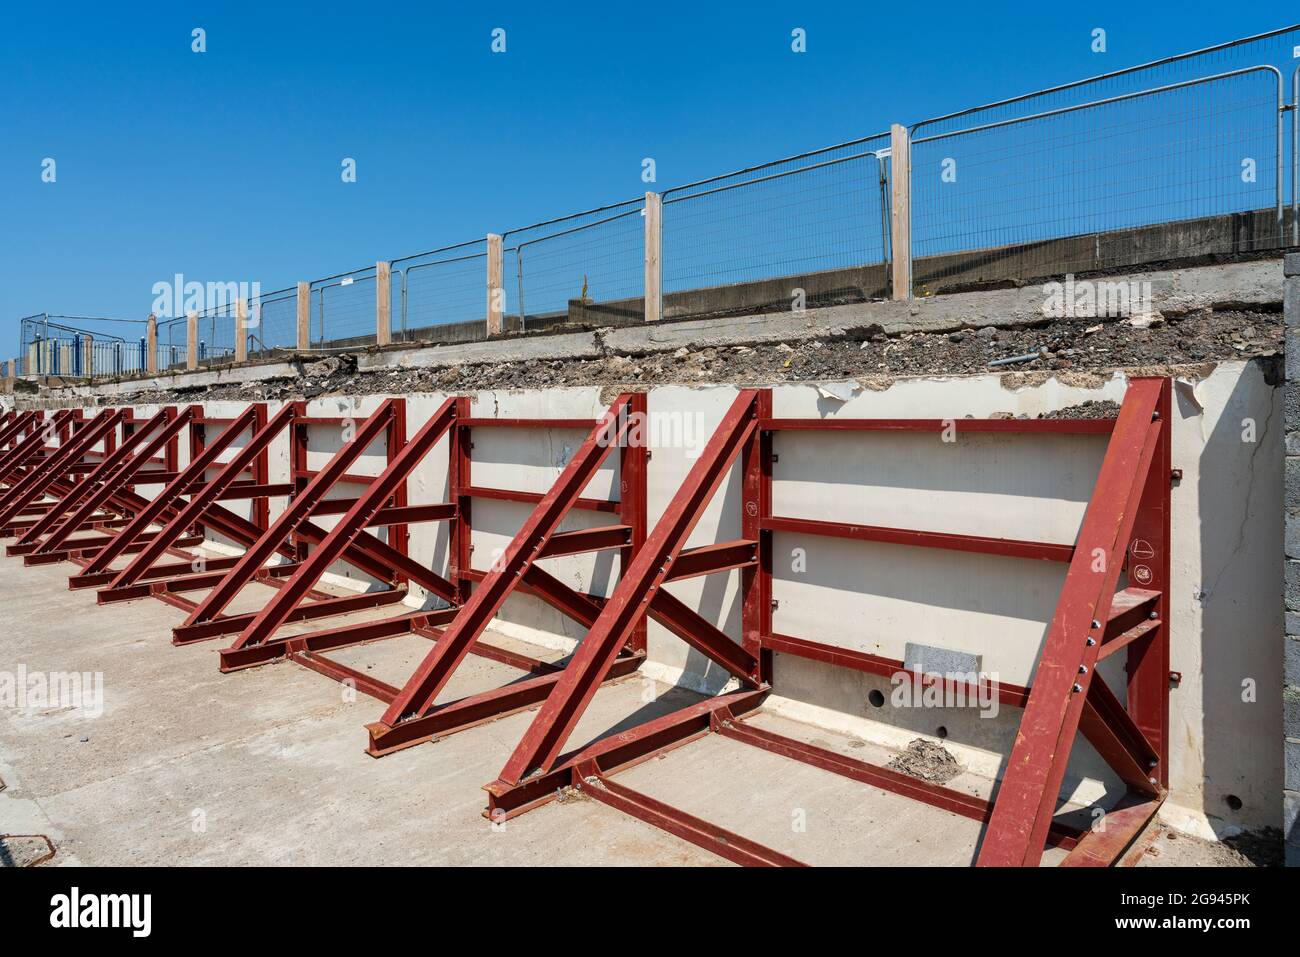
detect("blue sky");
top-left (1, 1), bottom-right (1296, 347)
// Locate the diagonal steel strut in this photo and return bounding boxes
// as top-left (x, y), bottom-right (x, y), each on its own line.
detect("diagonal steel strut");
top-left (496, 389), bottom-right (762, 786)
top-left (977, 377), bottom-right (1167, 867)
top-left (377, 393), bottom-right (641, 729)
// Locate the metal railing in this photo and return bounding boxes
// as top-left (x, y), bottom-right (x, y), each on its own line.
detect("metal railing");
top-left (311, 266), bottom-right (378, 347)
top-left (662, 134), bottom-right (892, 308)
top-left (391, 240), bottom-right (487, 342)
top-left (502, 200), bottom-right (647, 328)
top-left (251, 286), bottom-right (299, 354)
top-left (910, 66), bottom-right (1287, 281)
top-left (16, 315), bottom-right (151, 379)
top-left (11, 24), bottom-right (1300, 371)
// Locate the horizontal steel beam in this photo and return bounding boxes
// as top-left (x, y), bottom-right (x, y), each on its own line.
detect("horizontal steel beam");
top-left (366, 653), bottom-right (646, 757)
top-left (484, 687), bottom-right (767, 819)
top-left (573, 763), bottom-right (807, 867)
top-left (762, 515), bottom-right (1074, 563)
top-left (762, 417), bottom-right (1115, 434)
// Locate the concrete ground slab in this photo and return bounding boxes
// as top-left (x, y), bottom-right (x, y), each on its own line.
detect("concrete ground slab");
top-left (0, 550), bottom-right (1229, 866)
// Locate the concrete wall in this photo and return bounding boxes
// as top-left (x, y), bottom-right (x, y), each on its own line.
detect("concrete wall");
top-left (1284, 252), bottom-right (1300, 865)
top-left (43, 361), bottom-right (1284, 839)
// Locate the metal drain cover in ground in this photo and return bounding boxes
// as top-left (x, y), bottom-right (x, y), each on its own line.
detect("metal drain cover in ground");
top-left (0, 834), bottom-right (56, 867)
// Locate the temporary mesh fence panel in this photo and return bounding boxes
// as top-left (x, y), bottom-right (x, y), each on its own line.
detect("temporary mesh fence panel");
top-left (157, 317), bottom-right (188, 371)
top-left (394, 241), bottom-right (487, 342)
top-left (253, 288), bottom-right (299, 353)
top-left (313, 268), bottom-right (377, 347)
top-left (662, 134), bottom-right (891, 314)
top-left (196, 301), bottom-right (239, 365)
top-left (10, 26), bottom-right (1299, 358)
top-left (18, 316), bottom-right (151, 378)
top-left (910, 68), bottom-right (1285, 279)
top-left (504, 200), bottom-right (645, 325)
top-left (907, 24), bottom-right (1300, 285)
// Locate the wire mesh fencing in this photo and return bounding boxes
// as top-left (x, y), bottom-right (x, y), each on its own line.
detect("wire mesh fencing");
top-left (251, 286), bottom-right (300, 354)
top-left (311, 266), bottom-right (378, 347)
top-left (11, 26), bottom-right (1300, 359)
top-left (662, 134), bottom-right (892, 316)
top-left (910, 67), bottom-right (1287, 285)
top-left (907, 23), bottom-right (1300, 290)
top-left (192, 301), bottom-right (239, 366)
top-left (17, 315), bottom-right (152, 379)
top-left (155, 316), bottom-right (187, 371)
top-left (392, 240), bottom-right (487, 342)
top-left (503, 200), bottom-right (646, 327)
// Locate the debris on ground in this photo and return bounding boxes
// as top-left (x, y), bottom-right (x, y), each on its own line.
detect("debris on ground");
top-left (1038, 399), bottom-right (1123, 419)
top-left (1139, 825), bottom-right (1283, 867)
top-left (886, 738), bottom-right (963, 785)
top-left (28, 307), bottom-right (1282, 406)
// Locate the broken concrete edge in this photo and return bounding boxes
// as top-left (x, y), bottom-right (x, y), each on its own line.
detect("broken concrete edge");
top-left (1285, 250), bottom-right (1300, 865)
top-left (18, 259), bottom-right (1286, 405)
top-left (13, 359), bottom-right (1273, 415)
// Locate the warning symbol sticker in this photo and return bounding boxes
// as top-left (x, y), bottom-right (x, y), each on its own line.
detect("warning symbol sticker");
top-left (1129, 539), bottom-right (1155, 560)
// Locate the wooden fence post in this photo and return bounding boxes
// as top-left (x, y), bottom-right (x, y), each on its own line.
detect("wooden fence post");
top-left (644, 191), bottom-right (663, 322)
top-left (236, 298), bottom-right (249, 362)
top-left (890, 123), bottom-right (912, 301)
top-left (486, 234), bottom-right (504, 335)
top-left (146, 314), bottom-right (158, 373)
top-left (187, 311), bottom-right (198, 371)
top-left (297, 281), bottom-right (311, 350)
top-left (376, 261), bottom-right (392, 346)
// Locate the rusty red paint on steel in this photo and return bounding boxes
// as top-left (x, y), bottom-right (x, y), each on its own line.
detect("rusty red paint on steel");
top-left (1078, 675), bottom-right (1161, 797)
top-left (362, 398), bottom-right (654, 756)
top-left (0, 410), bottom-right (109, 506)
top-left (0, 412), bottom-right (64, 477)
top-left (712, 713), bottom-right (1083, 851)
top-left (496, 389), bottom-right (762, 786)
top-left (761, 417), bottom-right (1116, 434)
top-left (484, 687), bottom-right (769, 819)
top-left (742, 389), bottom-right (773, 679)
top-left (495, 385), bottom-right (1167, 867)
top-left (0, 410), bottom-right (123, 526)
top-left (573, 762), bottom-right (808, 867)
top-left (377, 393), bottom-right (641, 728)
top-left (73, 405), bottom-right (264, 580)
top-left (0, 411), bottom-right (38, 456)
top-left (226, 397), bottom-right (458, 653)
top-left (760, 515), bottom-right (1075, 563)
top-left (1058, 797), bottom-right (1162, 866)
top-left (1125, 379), bottom-right (1173, 789)
top-left (28, 407), bottom-right (197, 557)
top-left (977, 377), bottom-right (1168, 867)
top-left (619, 392), bottom-right (649, 654)
top-left (220, 609), bottom-right (457, 671)
top-left (103, 404), bottom-right (302, 594)
top-left (179, 400), bottom-right (403, 629)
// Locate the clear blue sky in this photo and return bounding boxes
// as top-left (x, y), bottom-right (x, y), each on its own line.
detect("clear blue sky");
top-left (1, 1), bottom-right (1295, 344)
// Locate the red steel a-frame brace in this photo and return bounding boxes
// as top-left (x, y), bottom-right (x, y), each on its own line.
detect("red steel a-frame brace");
top-left (213, 393), bottom-right (649, 749)
top-left (159, 399), bottom-right (431, 638)
top-left (471, 379), bottom-right (1172, 867)
top-left (0, 379), bottom-right (1172, 867)
top-left (10, 405), bottom-right (195, 564)
top-left (359, 392), bottom-right (649, 753)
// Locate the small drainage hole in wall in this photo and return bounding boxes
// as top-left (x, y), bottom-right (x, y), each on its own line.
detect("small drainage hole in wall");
top-left (1225, 794), bottom-right (1243, 812)
top-left (867, 690), bottom-right (885, 708)
top-left (935, 726), bottom-right (948, 739)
